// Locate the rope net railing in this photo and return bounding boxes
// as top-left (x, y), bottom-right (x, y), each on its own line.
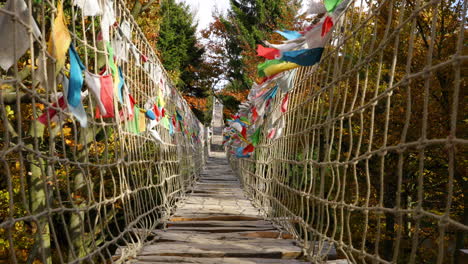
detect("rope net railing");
top-left (0, 0), bottom-right (207, 263)
top-left (227, 0), bottom-right (466, 263)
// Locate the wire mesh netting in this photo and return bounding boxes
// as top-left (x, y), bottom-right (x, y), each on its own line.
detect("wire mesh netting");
top-left (228, 0), bottom-right (467, 263)
top-left (0, 0), bottom-right (207, 263)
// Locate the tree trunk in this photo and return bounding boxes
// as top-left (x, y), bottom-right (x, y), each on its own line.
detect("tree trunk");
top-left (27, 120), bottom-right (52, 264)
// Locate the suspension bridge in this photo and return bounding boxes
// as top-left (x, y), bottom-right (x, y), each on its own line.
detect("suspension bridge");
top-left (0, 0), bottom-right (466, 263)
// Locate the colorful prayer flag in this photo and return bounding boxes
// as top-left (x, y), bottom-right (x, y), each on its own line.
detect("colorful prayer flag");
top-left (275, 30), bottom-right (303, 40)
top-left (324, 0), bottom-right (343, 12)
top-left (281, 48), bottom-right (324, 66)
top-left (256, 45), bottom-right (280, 60)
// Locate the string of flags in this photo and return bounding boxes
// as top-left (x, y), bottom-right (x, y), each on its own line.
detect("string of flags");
top-left (224, 0), bottom-right (350, 158)
top-left (0, 0), bottom-right (203, 144)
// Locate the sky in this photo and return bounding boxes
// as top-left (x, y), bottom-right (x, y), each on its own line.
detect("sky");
top-left (179, 0), bottom-right (231, 32)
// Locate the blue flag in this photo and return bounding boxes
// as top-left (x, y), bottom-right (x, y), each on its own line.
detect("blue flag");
top-left (281, 48), bottom-right (324, 66)
top-left (275, 30), bottom-right (302, 40)
top-left (68, 45), bottom-right (85, 108)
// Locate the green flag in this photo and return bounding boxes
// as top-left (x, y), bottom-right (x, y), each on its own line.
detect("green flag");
top-left (258, 59), bottom-right (283, 77)
top-left (126, 106), bottom-right (139, 134)
top-left (161, 116), bottom-right (170, 130)
top-left (324, 0), bottom-right (343, 12)
top-left (250, 127), bottom-right (262, 146)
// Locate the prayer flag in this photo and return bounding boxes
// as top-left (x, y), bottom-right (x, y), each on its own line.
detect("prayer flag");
top-left (264, 62), bottom-right (300, 77)
top-left (100, 0), bottom-right (116, 42)
top-left (47, 1), bottom-right (71, 74)
top-left (138, 110), bottom-right (146, 133)
top-left (68, 45), bottom-right (85, 108)
top-left (95, 74), bottom-right (115, 118)
top-left (267, 128), bottom-right (276, 139)
top-left (275, 30), bottom-right (303, 40)
top-left (281, 93), bottom-right (289, 113)
top-left (322, 16), bottom-right (334, 37)
top-left (256, 45), bottom-right (280, 60)
top-left (125, 105), bottom-right (139, 134)
top-left (252, 107), bottom-right (258, 122)
top-left (281, 48), bottom-right (324, 66)
top-left (146, 110), bottom-right (156, 120)
top-left (37, 96), bottom-right (66, 125)
top-left (236, 147), bottom-right (250, 158)
top-left (251, 127), bottom-right (262, 146)
top-left (324, 0), bottom-right (343, 12)
top-left (242, 144), bottom-right (255, 155)
top-left (62, 76), bottom-right (88, 128)
top-left (73, 0), bottom-right (102, 16)
top-left (258, 59), bottom-right (283, 77)
top-left (308, 0), bottom-right (327, 15)
top-left (0, 0), bottom-right (41, 71)
top-left (241, 126), bottom-right (247, 139)
top-left (85, 71), bottom-right (106, 115)
top-left (118, 67), bottom-right (125, 103)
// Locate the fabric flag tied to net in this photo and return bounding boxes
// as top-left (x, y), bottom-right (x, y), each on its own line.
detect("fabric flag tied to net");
top-left (146, 110), bottom-right (156, 120)
top-left (63, 75), bottom-right (88, 128)
top-left (257, 45), bottom-right (280, 60)
top-left (73, 0), bottom-right (102, 16)
top-left (138, 109), bottom-right (146, 132)
top-left (100, 0), bottom-right (116, 42)
top-left (281, 93), bottom-right (289, 113)
top-left (148, 120), bottom-right (163, 142)
top-left (126, 105), bottom-right (139, 134)
top-left (243, 144), bottom-right (255, 155)
top-left (281, 48), bottom-right (324, 66)
top-left (37, 96), bottom-right (67, 125)
top-left (324, 0), bottom-right (344, 13)
top-left (68, 45), bottom-right (85, 108)
top-left (322, 16), bottom-right (334, 36)
top-left (308, 0), bottom-right (327, 14)
top-left (236, 147), bottom-right (250, 158)
top-left (275, 30), bottom-right (302, 40)
top-left (250, 127), bottom-right (262, 146)
top-left (252, 107), bottom-right (258, 122)
top-left (0, 0), bottom-right (41, 71)
top-left (47, 1), bottom-right (71, 75)
top-left (84, 71), bottom-right (115, 118)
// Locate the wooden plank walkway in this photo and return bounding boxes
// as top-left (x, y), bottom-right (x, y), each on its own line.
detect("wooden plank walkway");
top-left (128, 151), bottom-right (311, 264)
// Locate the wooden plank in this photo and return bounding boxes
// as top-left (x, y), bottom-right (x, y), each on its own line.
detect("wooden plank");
top-left (166, 220), bottom-right (272, 228)
top-left (165, 226), bottom-right (277, 233)
top-left (133, 256), bottom-right (310, 263)
top-left (169, 215), bottom-right (263, 222)
top-left (138, 241), bottom-right (302, 259)
top-left (152, 231), bottom-right (297, 244)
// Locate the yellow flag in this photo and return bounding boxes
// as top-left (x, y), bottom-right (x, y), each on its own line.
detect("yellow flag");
top-left (138, 110), bottom-right (146, 133)
top-left (47, 1), bottom-right (71, 75)
top-left (264, 62), bottom-right (300, 77)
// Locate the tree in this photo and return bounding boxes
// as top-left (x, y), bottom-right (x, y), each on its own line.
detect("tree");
top-left (201, 0), bottom-right (300, 114)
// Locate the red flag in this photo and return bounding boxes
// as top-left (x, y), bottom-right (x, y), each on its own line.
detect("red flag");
top-left (268, 129), bottom-right (276, 139)
top-left (95, 74), bottom-right (115, 118)
top-left (153, 105), bottom-right (161, 120)
top-left (256, 45), bottom-right (280, 60)
top-left (37, 97), bottom-right (67, 125)
top-left (322, 16), bottom-right (334, 37)
top-left (281, 93), bottom-right (289, 113)
top-left (241, 126), bottom-right (247, 139)
top-left (242, 144), bottom-right (255, 155)
top-left (252, 107), bottom-right (258, 122)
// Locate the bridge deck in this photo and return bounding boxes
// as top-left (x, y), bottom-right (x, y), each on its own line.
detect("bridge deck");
top-left (129, 152), bottom-right (310, 263)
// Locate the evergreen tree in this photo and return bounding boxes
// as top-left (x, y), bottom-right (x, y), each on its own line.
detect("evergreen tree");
top-left (222, 0), bottom-right (300, 89)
